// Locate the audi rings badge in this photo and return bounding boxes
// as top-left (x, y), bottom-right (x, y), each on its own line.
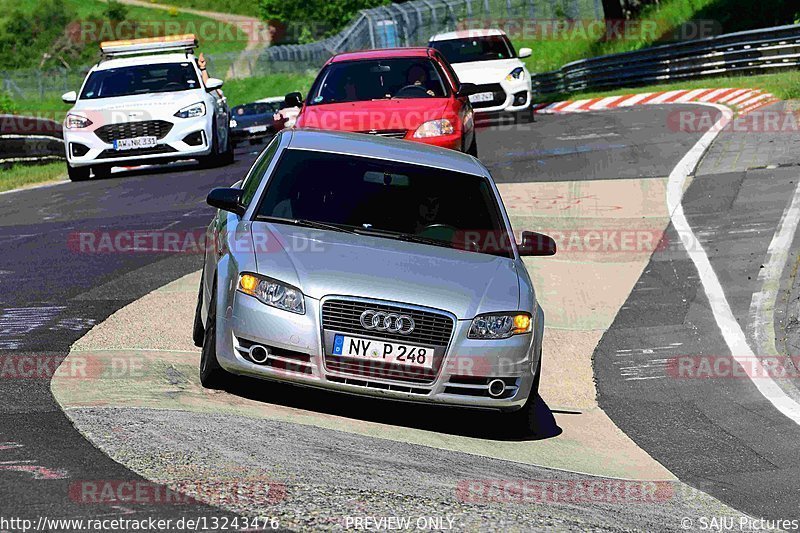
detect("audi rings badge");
top-left (359, 310), bottom-right (415, 335)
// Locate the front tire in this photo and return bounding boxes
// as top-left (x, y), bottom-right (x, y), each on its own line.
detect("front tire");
top-left (500, 345), bottom-right (542, 436)
top-left (67, 164), bottom-right (90, 182)
top-left (466, 134), bottom-right (478, 157)
top-left (516, 108), bottom-right (534, 124)
top-left (92, 164), bottom-right (112, 179)
top-left (192, 272), bottom-right (205, 348)
top-left (199, 286), bottom-right (229, 389)
top-left (199, 126), bottom-right (233, 168)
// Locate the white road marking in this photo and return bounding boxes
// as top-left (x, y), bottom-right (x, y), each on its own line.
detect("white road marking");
top-left (562, 99), bottom-right (592, 112)
top-left (675, 89), bottom-right (709, 103)
top-left (667, 103), bottom-right (800, 424)
top-left (616, 93), bottom-right (653, 107)
top-left (749, 180), bottom-right (800, 364)
top-left (727, 91), bottom-right (757, 106)
top-left (0, 306), bottom-right (66, 350)
top-left (716, 89), bottom-right (749, 103)
top-left (589, 96), bottom-right (623, 110)
top-left (647, 90), bottom-right (685, 104)
top-left (698, 88), bottom-right (730, 102)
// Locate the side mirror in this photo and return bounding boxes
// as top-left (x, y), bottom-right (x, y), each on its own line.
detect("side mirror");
top-left (62, 91), bottom-right (77, 104)
top-left (518, 231), bottom-right (556, 256)
top-left (284, 91), bottom-right (303, 108)
top-left (518, 47), bottom-right (532, 59)
top-left (205, 78), bottom-right (224, 91)
top-left (207, 187), bottom-right (244, 216)
top-left (457, 83), bottom-right (478, 98)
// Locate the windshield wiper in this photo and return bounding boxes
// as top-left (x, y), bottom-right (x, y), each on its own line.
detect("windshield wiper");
top-left (256, 216), bottom-right (360, 235)
top-left (355, 227), bottom-right (452, 249)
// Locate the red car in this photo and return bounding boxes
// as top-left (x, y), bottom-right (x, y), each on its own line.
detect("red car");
top-left (293, 48), bottom-right (478, 155)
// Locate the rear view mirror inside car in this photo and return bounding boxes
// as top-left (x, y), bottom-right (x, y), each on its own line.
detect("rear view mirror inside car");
top-left (363, 171), bottom-right (409, 187)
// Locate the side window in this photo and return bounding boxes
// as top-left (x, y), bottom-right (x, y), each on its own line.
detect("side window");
top-left (240, 137), bottom-right (280, 207)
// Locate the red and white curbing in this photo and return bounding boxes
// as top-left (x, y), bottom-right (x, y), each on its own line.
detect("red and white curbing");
top-left (532, 88), bottom-right (780, 116)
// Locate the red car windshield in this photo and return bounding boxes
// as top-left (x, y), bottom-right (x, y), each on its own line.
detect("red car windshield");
top-left (307, 58), bottom-right (449, 105)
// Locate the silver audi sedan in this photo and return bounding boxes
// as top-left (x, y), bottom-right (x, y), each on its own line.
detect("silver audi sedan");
top-left (193, 129), bottom-right (556, 433)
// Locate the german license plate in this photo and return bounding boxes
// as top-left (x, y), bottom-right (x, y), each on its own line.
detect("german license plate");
top-left (113, 136), bottom-right (157, 150)
top-left (247, 125), bottom-right (268, 133)
top-left (469, 92), bottom-right (494, 103)
top-left (332, 334), bottom-right (433, 369)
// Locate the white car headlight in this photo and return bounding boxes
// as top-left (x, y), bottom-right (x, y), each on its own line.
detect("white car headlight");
top-left (229, 118), bottom-right (238, 128)
top-left (468, 312), bottom-right (532, 339)
top-left (174, 102), bottom-right (206, 119)
top-left (505, 67), bottom-right (525, 81)
top-left (413, 119), bottom-right (454, 138)
top-left (238, 273), bottom-right (305, 314)
top-left (65, 113), bottom-right (93, 129)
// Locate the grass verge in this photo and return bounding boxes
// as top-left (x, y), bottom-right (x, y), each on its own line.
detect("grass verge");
top-left (0, 162), bottom-right (66, 193)
top-left (513, 0), bottom-right (799, 74)
top-left (140, 0), bottom-right (260, 18)
top-left (223, 72), bottom-right (317, 107)
top-left (534, 70), bottom-right (800, 104)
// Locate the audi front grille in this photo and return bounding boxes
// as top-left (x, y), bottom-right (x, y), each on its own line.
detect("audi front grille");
top-left (321, 298), bottom-right (454, 384)
top-left (94, 120), bottom-right (173, 143)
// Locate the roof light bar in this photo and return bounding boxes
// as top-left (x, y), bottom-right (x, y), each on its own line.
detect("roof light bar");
top-left (100, 34), bottom-right (198, 57)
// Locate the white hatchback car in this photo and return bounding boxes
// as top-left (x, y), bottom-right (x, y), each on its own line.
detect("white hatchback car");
top-left (62, 35), bottom-right (232, 181)
top-left (429, 29), bottom-right (532, 122)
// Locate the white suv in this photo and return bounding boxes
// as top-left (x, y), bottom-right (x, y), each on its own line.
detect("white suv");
top-left (429, 29), bottom-right (532, 122)
top-left (62, 35), bottom-right (232, 181)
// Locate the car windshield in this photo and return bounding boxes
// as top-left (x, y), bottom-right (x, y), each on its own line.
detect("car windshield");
top-left (80, 63), bottom-right (200, 99)
top-left (255, 149), bottom-right (513, 258)
top-left (307, 58), bottom-right (449, 105)
top-left (430, 35), bottom-right (516, 63)
top-left (233, 103), bottom-right (278, 116)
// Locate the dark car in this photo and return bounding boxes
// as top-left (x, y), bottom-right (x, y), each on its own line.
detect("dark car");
top-left (230, 102), bottom-right (280, 146)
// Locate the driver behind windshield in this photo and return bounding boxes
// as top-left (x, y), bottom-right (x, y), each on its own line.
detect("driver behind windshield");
top-left (309, 58), bottom-right (447, 104)
top-left (406, 64), bottom-right (436, 97)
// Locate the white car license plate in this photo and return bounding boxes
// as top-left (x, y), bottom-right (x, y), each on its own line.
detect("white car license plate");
top-left (332, 334), bottom-right (433, 369)
top-left (247, 125), bottom-right (268, 133)
top-left (469, 91), bottom-right (494, 103)
top-left (113, 136), bottom-right (157, 151)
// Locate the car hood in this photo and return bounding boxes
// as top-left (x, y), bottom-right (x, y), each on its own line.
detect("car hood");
top-left (296, 99), bottom-right (452, 132)
top-left (250, 223), bottom-right (520, 319)
top-left (70, 90), bottom-right (208, 118)
top-left (451, 58), bottom-right (524, 84)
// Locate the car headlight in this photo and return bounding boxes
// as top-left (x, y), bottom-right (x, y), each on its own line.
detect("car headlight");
top-left (238, 273), bottom-right (305, 314)
top-left (174, 102), bottom-right (206, 119)
top-left (229, 118), bottom-right (238, 128)
top-left (413, 119), bottom-right (454, 138)
top-left (65, 113), bottom-right (93, 129)
top-left (468, 312), bottom-right (531, 339)
top-left (505, 67), bottom-right (525, 81)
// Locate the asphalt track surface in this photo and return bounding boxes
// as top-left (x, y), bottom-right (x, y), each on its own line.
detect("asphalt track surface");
top-left (0, 105), bottom-right (797, 527)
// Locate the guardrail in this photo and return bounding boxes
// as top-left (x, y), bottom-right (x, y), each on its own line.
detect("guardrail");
top-left (0, 115), bottom-right (63, 167)
top-left (531, 23), bottom-right (800, 97)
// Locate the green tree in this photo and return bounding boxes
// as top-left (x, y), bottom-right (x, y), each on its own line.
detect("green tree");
top-left (0, 91), bottom-right (16, 114)
top-left (104, 0), bottom-right (129, 23)
top-left (260, 0), bottom-right (389, 43)
top-left (0, 0), bottom-right (71, 69)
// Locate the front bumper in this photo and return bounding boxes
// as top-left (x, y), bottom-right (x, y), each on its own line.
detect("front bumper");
top-left (216, 293), bottom-right (542, 411)
top-left (231, 126), bottom-right (275, 142)
top-left (470, 78), bottom-right (532, 114)
top-left (63, 114), bottom-right (212, 168)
